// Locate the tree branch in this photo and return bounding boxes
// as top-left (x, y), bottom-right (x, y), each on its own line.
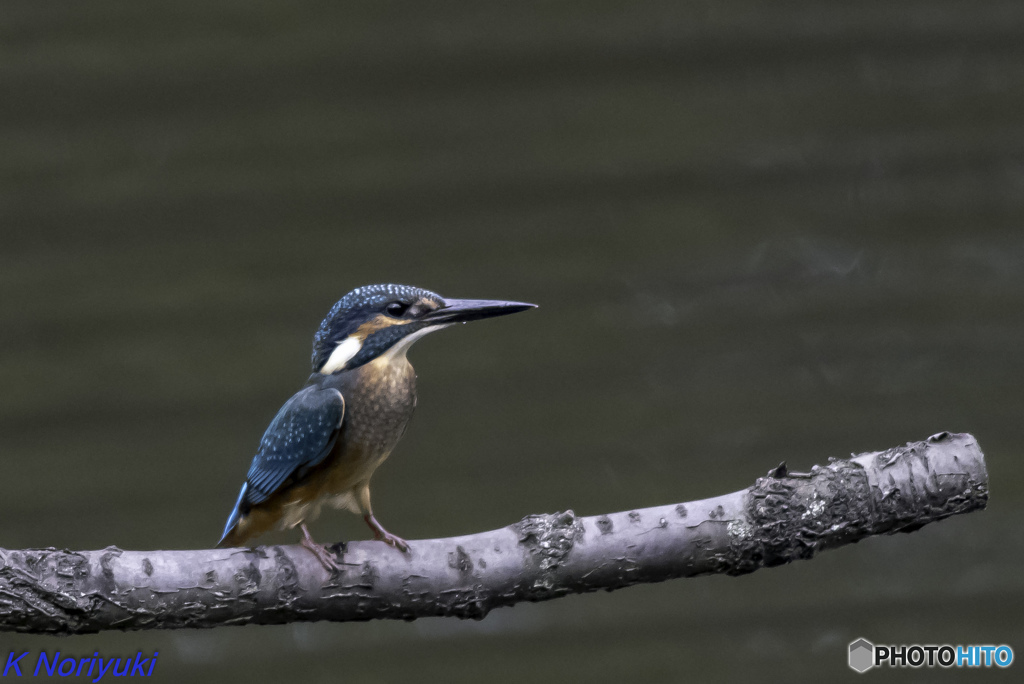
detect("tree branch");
top-left (0, 432), bottom-right (988, 634)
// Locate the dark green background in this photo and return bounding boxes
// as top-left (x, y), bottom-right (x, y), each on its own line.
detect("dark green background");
top-left (2, 1), bottom-right (1022, 681)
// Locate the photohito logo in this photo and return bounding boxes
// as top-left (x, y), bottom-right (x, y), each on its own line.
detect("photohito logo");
top-left (848, 639), bottom-right (1014, 672)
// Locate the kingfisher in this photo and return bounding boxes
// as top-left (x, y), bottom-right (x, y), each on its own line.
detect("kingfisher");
top-left (216, 284), bottom-right (535, 570)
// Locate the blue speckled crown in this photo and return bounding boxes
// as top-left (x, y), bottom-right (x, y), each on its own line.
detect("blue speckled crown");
top-left (311, 284), bottom-right (442, 370)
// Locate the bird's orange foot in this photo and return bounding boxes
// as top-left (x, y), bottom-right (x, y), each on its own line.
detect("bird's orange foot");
top-left (364, 514), bottom-right (410, 552)
top-left (374, 530), bottom-right (410, 552)
top-left (299, 523), bottom-right (343, 572)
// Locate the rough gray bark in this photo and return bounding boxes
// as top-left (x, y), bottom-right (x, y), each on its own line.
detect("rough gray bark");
top-left (0, 432), bottom-right (987, 634)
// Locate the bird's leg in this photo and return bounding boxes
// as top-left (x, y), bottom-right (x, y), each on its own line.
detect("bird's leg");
top-left (356, 482), bottom-right (410, 552)
top-left (299, 523), bottom-right (342, 572)
top-left (363, 514), bottom-right (410, 552)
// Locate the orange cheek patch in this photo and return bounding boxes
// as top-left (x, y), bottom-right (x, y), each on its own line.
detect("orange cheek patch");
top-left (353, 314), bottom-right (410, 340)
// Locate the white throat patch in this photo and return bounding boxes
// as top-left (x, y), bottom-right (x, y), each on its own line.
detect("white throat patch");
top-left (319, 336), bottom-right (363, 374)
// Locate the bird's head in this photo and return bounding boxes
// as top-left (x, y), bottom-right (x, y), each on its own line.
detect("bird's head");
top-left (312, 284), bottom-right (536, 374)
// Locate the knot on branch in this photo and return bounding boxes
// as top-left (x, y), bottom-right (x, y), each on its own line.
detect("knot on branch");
top-left (739, 459), bottom-right (874, 574)
top-left (514, 510), bottom-right (584, 572)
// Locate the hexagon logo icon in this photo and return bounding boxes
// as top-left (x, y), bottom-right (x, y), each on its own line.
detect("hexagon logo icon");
top-left (849, 638), bottom-right (875, 673)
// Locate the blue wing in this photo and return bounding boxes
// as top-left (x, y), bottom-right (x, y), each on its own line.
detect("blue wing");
top-left (245, 385), bottom-right (345, 504)
top-left (219, 385), bottom-right (345, 543)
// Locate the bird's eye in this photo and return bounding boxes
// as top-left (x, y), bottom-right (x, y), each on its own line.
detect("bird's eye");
top-left (386, 301), bottom-right (410, 317)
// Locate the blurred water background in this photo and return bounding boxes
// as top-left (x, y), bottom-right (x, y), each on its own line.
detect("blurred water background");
top-left (2, 1), bottom-right (1022, 681)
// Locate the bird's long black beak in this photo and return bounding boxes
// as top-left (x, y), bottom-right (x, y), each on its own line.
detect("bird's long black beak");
top-left (427, 298), bottom-right (537, 324)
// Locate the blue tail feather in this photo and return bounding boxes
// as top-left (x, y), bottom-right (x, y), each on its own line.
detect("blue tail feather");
top-left (218, 483), bottom-right (249, 546)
